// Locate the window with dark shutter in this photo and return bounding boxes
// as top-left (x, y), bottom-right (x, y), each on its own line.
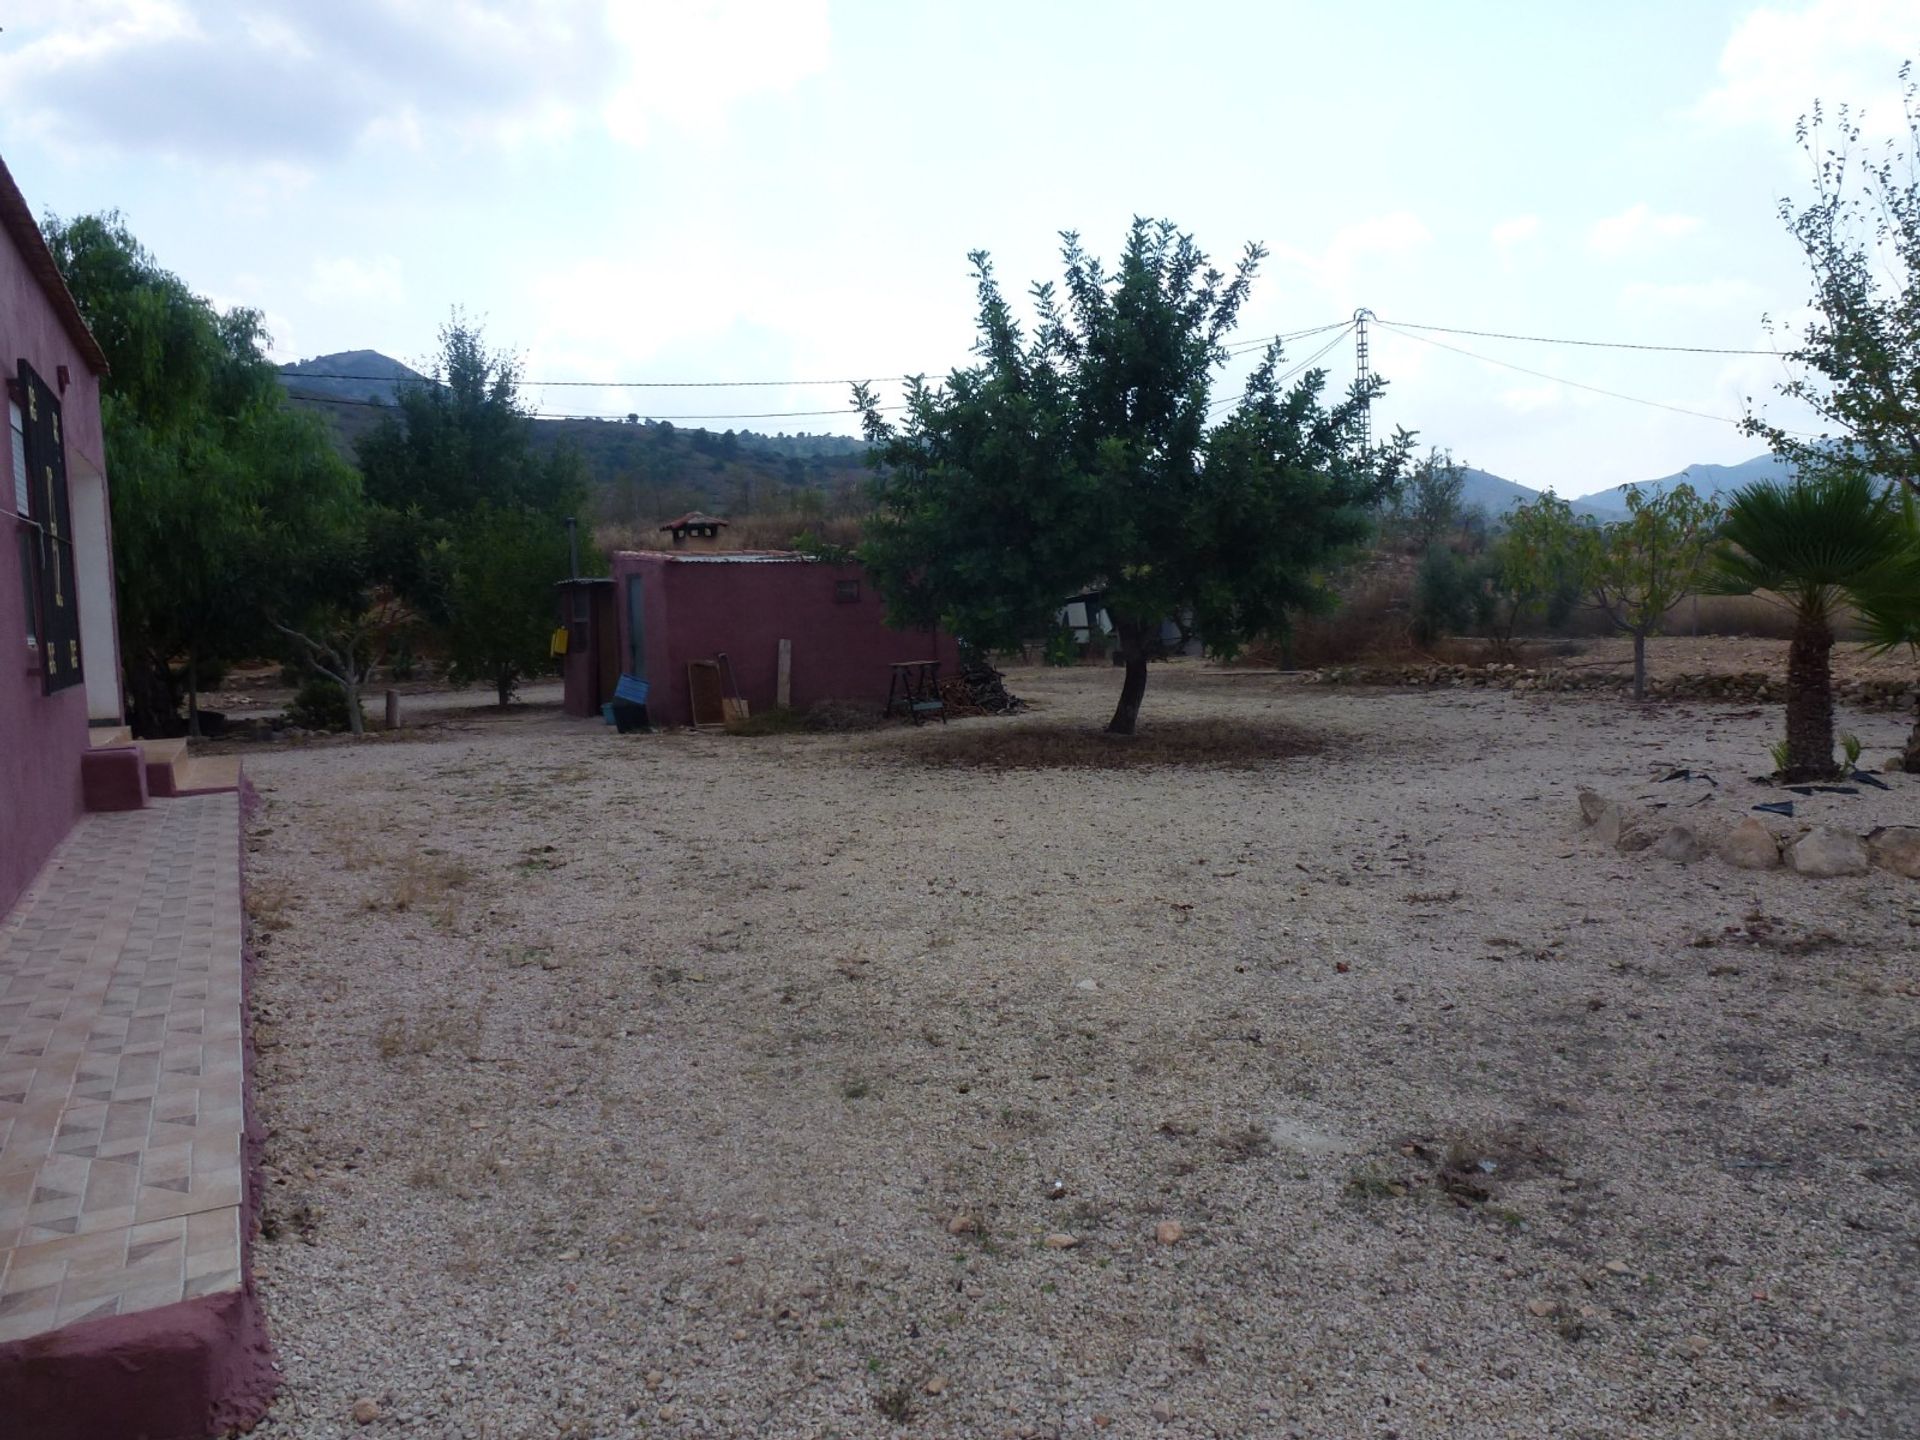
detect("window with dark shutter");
top-left (17, 362), bottom-right (81, 693)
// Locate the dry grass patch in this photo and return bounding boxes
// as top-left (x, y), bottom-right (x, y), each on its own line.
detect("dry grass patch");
top-left (910, 716), bottom-right (1328, 771)
top-left (366, 851), bottom-right (477, 915)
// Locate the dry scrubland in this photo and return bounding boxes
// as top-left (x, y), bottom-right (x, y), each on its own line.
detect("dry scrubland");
top-left (241, 663), bottom-right (1919, 1440)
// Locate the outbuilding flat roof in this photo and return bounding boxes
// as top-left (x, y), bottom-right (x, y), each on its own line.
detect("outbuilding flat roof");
top-left (616, 549), bottom-right (816, 564)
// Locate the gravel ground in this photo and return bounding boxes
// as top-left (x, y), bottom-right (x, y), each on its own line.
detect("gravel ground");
top-left (241, 665), bottom-right (1920, 1440)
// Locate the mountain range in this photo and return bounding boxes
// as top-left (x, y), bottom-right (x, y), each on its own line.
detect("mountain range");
top-left (278, 350), bottom-right (1793, 524)
top-left (1459, 453), bottom-right (1793, 521)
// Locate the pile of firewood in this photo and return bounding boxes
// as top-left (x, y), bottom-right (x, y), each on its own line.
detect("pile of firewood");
top-left (939, 661), bottom-right (1027, 718)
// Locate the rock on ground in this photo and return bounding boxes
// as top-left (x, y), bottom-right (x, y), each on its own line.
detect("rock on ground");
top-left (1720, 817), bottom-right (1782, 870)
top-left (1789, 826), bottom-right (1870, 878)
top-left (1868, 825), bottom-right (1920, 878)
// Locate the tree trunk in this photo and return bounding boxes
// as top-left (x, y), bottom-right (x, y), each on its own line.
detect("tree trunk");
top-left (126, 651), bottom-right (183, 739)
top-left (1106, 619), bottom-right (1150, 736)
top-left (496, 669), bottom-right (514, 708)
top-left (1631, 631), bottom-right (1647, 703)
top-left (343, 674), bottom-right (365, 737)
top-left (186, 650), bottom-right (202, 740)
top-left (1783, 612), bottom-right (1836, 780)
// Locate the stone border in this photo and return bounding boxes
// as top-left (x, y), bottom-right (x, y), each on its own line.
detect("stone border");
top-left (1576, 787), bottom-right (1920, 879)
top-left (1313, 662), bottom-right (1918, 710)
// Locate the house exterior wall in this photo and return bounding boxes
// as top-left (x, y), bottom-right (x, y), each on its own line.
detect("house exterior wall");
top-left (610, 552), bottom-right (959, 727)
top-left (0, 192), bottom-right (113, 918)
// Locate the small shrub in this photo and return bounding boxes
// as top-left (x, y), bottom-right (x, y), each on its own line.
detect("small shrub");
top-left (285, 677), bottom-right (363, 732)
top-left (1411, 546), bottom-right (1494, 646)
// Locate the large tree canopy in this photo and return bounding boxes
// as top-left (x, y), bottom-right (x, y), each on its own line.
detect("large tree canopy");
top-left (44, 213), bottom-right (359, 736)
top-left (856, 219), bottom-right (1411, 734)
top-left (356, 317), bottom-right (589, 703)
top-left (1748, 64), bottom-right (1920, 496)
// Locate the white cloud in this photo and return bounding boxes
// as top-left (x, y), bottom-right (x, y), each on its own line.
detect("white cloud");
top-left (602, 2), bottom-right (830, 146)
top-left (1588, 203), bottom-right (1703, 257)
top-left (1695, 0), bottom-right (1920, 137)
top-left (1490, 215), bottom-right (1541, 253)
top-left (1272, 210), bottom-right (1432, 300)
top-left (0, 1), bottom-right (830, 165)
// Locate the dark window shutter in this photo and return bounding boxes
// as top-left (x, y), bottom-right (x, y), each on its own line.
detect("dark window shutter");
top-left (17, 361), bottom-right (81, 693)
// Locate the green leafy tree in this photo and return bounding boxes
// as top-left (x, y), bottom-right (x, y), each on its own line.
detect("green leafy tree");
top-left (856, 219), bottom-right (1411, 734)
top-left (1579, 485), bottom-right (1721, 701)
top-left (1409, 545), bottom-right (1493, 645)
top-left (354, 317), bottom-right (587, 701)
top-left (1707, 473), bottom-right (1909, 778)
top-left (1746, 64), bottom-right (1920, 769)
top-left (441, 504), bottom-right (574, 705)
top-left (1746, 63), bottom-right (1920, 498)
top-left (44, 214), bottom-right (360, 736)
top-left (1487, 491), bottom-right (1586, 650)
top-left (1394, 448), bottom-right (1468, 552)
top-left (1844, 489), bottom-right (1920, 769)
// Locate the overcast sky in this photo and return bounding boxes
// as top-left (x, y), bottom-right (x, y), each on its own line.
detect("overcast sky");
top-left (1, 1), bottom-right (1914, 497)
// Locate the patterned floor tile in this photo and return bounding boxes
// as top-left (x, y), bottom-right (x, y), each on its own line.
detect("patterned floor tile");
top-left (0, 795), bottom-right (247, 1340)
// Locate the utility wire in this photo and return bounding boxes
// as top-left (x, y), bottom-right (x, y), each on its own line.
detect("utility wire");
top-left (285, 372), bottom-right (911, 389)
top-left (1377, 318), bottom-right (1785, 358)
top-left (293, 393), bottom-right (900, 423)
top-left (1376, 322), bottom-right (1763, 428)
top-left (1224, 319), bottom-right (1351, 355)
top-left (1210, 324), bottom-right (1354, 412)
top-left (277, 320), bottom-right (1350, 390)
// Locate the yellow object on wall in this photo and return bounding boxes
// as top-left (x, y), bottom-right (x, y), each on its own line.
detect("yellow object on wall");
top-left (549, 626), bottom-right (569, 657)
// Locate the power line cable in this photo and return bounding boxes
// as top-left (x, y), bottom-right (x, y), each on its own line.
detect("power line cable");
top-left (1210, 324), bottom-right (1355, 412)
top-left (275, 320), bottom-right (1348, 389)
top-left (293, 393), bottom-right (900, 423)
top-left (1224, 319), bottom-right (1351, 355)
top-left (285, 372), bottom-right (911, 389)
top-left (1376, 321), bottom-right (1770, 429)
top-left (1376, 318), bottom-right (1786, 358)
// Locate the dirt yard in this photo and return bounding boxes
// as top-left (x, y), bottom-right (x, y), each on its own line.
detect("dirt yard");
top-left (240, 666), bottom-right (1919, 1440)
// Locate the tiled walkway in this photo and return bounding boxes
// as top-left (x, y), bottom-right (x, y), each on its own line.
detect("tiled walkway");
top-left (0, 795), bottom-right (246, 1342)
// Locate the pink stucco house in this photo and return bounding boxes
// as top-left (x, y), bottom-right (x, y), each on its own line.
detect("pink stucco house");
top-left (0, 155), bottom-right (123, 918)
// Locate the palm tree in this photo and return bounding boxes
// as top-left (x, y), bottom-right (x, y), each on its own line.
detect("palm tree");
top-left (1707, 472), bottom-right (1909, 781)
top-left (1852, 490), bottom-right (1920, 771)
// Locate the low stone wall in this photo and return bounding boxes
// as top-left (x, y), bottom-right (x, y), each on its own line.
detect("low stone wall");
top-left (1576, 786), bottom-right (1920, 880)
top-left (1311, 662), bottom-right (1919, 711)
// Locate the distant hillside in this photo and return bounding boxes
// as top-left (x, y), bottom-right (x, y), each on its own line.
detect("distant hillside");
top-left (280, 350), bottom-right (432, 405)
top-left (1458, 465), bottom-right (1641, 522)
top-left (278, 349), bottom-right (870, 523)
top-left (1574, 454), bottom-right (1795, 517)
top-left (1454, 455), bottom-right (1796, 522)
top-left (1458, 466), bottom-right (1545, 516)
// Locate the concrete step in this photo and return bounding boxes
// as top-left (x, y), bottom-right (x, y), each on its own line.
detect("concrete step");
top-left (173, 756), bottom-right (242, 795)
top-left (137, 738), bottom-right (188, 797)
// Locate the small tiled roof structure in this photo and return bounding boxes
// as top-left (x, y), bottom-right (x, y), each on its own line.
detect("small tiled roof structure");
top-left (660, 512), bottom-right (730, 534)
